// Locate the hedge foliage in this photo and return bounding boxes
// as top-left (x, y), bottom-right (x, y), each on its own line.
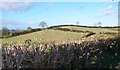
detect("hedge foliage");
top-left (2, 35), bottom-right (120, 69)
top-left (0, 28), bottom-right (42, 39)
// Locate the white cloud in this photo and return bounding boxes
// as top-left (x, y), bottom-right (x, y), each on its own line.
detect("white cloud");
top-left (107, 0), bottom-right (113, 2)
top-left (95, 4), bottom-right (116, 18)
top-left (1, 0), bottom-right (15, 2)
top-left (106, 5), bottom-right (113, 10)
top-left (95, 10), bottom-right (115, 18)
top-left (103, 10), bottom-right (115, 15)
top-left (99, 5), bottom-right (113, 11)
top-left (0, 2), bottom-right (32, 10)
top-left (0, 0), bottom-right (119, 2)
top-left (0, 0), bottom-right (33, 2)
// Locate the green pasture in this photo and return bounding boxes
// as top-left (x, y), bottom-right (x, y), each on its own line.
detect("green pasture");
top-left (2, 29), bottom-right (87, 44)
top-left (59, 26), bottom-right (118, 34)
top-left (1, 26), bottom-right (119, 44)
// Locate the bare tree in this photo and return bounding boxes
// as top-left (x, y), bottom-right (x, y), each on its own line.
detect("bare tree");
top-left (2, 27), bottom-right (9, 35)
top-left (98, 22), bottom-right (102, 27)
top-left (38, 21), bottom-right (48, 28)
top-left (76, 21), bottom-right (80, 25)
top-left (2, 27), bottom-right (9, 31)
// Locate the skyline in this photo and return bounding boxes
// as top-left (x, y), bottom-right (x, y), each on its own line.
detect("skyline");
top-left (0, 2), bottom-right (119, 30)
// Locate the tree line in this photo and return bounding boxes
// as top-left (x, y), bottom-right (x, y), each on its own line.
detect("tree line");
top-left (0, 21), bottom-right (48, 38)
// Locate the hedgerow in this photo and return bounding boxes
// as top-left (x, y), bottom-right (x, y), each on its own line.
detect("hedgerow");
top-left (2, 35), bottom-right (120, 69)
top-left (0, 28), bottom-right (43, 39)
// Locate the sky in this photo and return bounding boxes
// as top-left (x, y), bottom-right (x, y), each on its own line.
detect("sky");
top-left (0, 0), bottom-right (119, 30)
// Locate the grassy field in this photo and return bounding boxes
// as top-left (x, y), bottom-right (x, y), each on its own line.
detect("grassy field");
top-left (1, 29), bottom-right (87, 44)
top-left (1, 25), bottom-right (120, 68)
top-left (1, 25), bottom-right (119, 44)
top-left (59, 26), bottom-right (118, 34)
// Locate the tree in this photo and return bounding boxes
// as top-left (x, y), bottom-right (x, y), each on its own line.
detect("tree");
top-left (27, 27), bottom-right (32, 30)
top-left (2, 27), bottom-right (9, 35)
top-left (76, 21), bottom-right (80, 24)
top-left (2, 27), bottom-right (9, 31)
top-left (98, 22), bottom-right (102, 27)
top-left (38, 21), bottom-right (48, 28)
top-left (15, 28), bottom-right (21, 33)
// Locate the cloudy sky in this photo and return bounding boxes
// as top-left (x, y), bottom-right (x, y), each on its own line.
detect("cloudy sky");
top-left (0, 0), bottom-right (119, 30)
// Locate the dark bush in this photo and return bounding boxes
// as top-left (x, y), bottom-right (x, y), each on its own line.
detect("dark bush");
top-left (85, 32), bottom-right (96, 37)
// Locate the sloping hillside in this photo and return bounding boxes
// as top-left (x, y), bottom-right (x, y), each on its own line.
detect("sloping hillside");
top-left (1, 25), bottom-right (119, 44)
